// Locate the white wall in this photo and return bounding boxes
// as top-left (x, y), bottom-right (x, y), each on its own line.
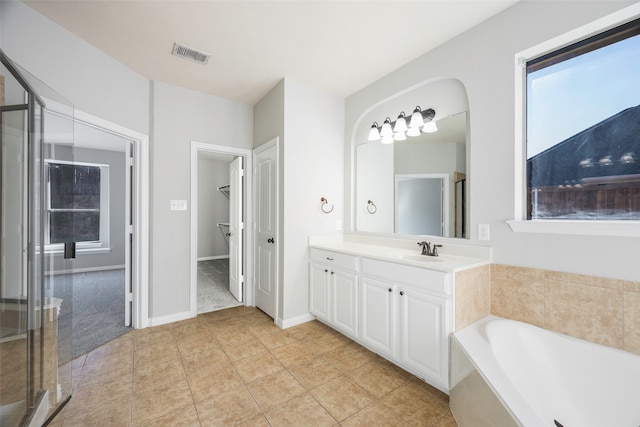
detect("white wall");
top-left (345, 1), bottom-right (640, 281)
top-left (282, 79), bottom-right (345, 321)
top-left (253, 78), bottom-right (345, 324)
top-left (150, 81), bottom-right (252, 318)
top-left (0, 1), bottom-right (148, 134)
top-left (197, 156), bottom-right (231, 259)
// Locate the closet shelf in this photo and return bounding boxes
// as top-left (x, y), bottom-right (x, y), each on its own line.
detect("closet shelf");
top-left (217, 184), bottom-right (230, 198)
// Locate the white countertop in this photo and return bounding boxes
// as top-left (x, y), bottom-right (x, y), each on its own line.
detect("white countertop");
top-left (309, 235), bottom-right (491, 273)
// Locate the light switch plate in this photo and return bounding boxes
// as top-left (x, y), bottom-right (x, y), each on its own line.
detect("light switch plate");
top-left (170, 200), bottom-right (187, 211)
top-left (478, 224), bottom-right (490, 241)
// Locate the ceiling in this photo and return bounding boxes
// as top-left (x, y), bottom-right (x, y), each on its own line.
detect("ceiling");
top-left (24, 0), bottom-right (519, 105)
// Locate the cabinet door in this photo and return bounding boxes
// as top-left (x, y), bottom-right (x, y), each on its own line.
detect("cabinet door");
top-left (309, 262), bottom-right (330, 321)
top-left (359, 276), bottom-right (396, 357)
top-left (399, 288), bottom-right (448, 386)
top-left (331, 269), bottom-right (358, 339)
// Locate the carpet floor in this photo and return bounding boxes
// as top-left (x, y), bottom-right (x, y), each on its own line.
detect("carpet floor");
top-left (49, 269), bottom-right (131, 359)
top-left (197, 258), bottom-right (242, 314)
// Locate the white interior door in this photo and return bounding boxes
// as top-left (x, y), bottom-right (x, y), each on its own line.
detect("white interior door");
top-left (254, 142), bottom-right (277, 318)
top-left (229, 156), bottom-right (243, 302)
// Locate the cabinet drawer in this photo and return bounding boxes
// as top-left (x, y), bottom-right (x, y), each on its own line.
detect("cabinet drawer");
top-left (310, 248), bottom-right (358, 272)
top-left (361, 257), bottom-right (450, 296)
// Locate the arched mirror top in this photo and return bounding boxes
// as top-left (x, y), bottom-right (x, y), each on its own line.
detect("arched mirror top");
top-left (351, 77), bottom-right (470, 239)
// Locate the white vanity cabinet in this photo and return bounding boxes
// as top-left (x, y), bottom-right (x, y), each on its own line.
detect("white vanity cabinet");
top-left (309, 246), bottom-right (454, 392)
top-left (309, 248), bottom-right (359, 339)
top-left (360, 257), bottom-right (452, 390)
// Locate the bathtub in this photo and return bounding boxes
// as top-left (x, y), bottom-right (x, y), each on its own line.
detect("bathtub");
top-left (449, 316), bottom-right (640, 427)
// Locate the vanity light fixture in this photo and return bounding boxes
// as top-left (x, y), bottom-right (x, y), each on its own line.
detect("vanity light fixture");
top-left (368, 106), bottom-right (437, 143)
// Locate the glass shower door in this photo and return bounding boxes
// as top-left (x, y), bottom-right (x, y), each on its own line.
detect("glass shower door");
top-left (0, 50), bottom-right (74, 426)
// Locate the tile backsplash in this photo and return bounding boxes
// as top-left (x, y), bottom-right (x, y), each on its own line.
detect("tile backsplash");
top-left (491, 264), bottom-right (640, 355)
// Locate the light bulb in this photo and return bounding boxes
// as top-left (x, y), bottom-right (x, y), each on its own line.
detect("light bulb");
top-left (393, 112), bottom-right (408, 133)
top-left (381, 134), bottom-right (394, 144)
top-left (393, 131), bottom-right (406, 141)
top-left (409, 106), bottom-right (424, 129)
top-left (422, 120), bottom-right (438, 133)
top-left (380, 117), bottom-right (393, 137)
top-left (406, 127), bottom-right (421, 137)
top-left (368, 122), bottom-right (381, 141)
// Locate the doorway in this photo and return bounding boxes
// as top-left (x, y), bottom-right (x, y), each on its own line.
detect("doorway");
top-left (46, 111), bottom-right (145, 357)
top-left (190, 142), bottom-right (252, 316)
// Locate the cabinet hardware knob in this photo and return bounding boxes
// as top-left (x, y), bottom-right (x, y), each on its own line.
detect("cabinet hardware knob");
top-left (330, 271), bottom-right (334, 275)
top-left (400, 291), bottom-right (405, 296)
top-left (267, 237), bottom-right (275, 243)
top-left (324, 269), bottom-right (328, 273)
top-left (326, 257), bottom-right (334, 261)
top-left (388, 288), bottom-right (392, 292)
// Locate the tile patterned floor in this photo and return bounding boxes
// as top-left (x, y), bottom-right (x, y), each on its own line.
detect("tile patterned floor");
top-left (50, 306), bottom-right (457, 426)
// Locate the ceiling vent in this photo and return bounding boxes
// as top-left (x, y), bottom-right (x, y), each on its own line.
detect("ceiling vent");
top-left (171, 43), bottom-right (211, 65)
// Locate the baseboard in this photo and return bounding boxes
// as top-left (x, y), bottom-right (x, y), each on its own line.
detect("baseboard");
top-left (276, 313), bottom-right (316, 329)
top-left (197, 255), bottom-right (229, 262)
top-left (45, 264), bottom-right (125, 276)
top-left (148, 310), bottom-right (193, 327)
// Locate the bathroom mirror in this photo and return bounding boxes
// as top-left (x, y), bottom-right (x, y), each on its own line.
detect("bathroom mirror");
top-left (356, 111), bottom-right (468, 238)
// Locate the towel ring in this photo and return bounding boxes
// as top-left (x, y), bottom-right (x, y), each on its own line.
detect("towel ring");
top-left (320, 197), bottom-right (334, 214)
top-left (367, 200), bottom-right (377, 214)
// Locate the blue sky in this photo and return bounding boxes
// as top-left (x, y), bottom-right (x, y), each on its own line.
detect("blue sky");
top-left (527, 33), bottom-right (640, 158)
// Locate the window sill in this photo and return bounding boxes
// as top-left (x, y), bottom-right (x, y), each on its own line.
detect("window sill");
top-left (45, 247), bottom-right (112, 255)
top-left (507, 220), bottom-right (640, 238)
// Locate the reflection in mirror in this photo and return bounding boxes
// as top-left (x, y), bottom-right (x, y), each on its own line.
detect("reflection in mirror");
top-left (356, 112), bottom-right (467, 238)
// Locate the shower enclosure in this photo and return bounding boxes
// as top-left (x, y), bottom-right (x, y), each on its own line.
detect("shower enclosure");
top-left (0, 50), bottom-right (74, 426)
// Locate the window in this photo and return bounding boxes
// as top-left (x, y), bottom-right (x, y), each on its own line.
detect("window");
top-left (46, 160), bottom-right (110, 251)
top-left (526, 18), bottom-right (640, 220)
top-left (511, 6), bottom-right (640, 237)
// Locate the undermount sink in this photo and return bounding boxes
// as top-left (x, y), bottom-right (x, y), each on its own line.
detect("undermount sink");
top-left (401, 254), bottom-right (444, 262)
top-left (388, 253), bottom-right (445, 262)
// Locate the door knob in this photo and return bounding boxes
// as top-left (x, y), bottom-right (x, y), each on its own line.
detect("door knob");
top-left (388, 288), bottom-right (392, 293)
top-left (267, 237), bottom-right (275, 244)
top-left (399, 291), bottom-right (405, 296)
top-left (225, 232), bottom-right (231, 236)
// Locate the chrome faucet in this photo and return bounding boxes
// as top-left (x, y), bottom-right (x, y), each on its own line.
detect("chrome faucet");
top-left (417, 241), bottom-right (431, 255)
top-left (417, 241), bottom-right (443, 257)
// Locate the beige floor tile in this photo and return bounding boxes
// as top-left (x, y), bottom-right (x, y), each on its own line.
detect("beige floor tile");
top-left (270, 341), bottom-right (317, 368)
top-left (236, 414), bottom-right (271, 426)
top-left (134, 341), bottom-right (182, 367)
top-left (322, 343), bottom-right (376, 373)
top-left (310, 376), bottom-right (375, 422)
top-left (233, 351), bottom-right (284, 383)
top-left (55, 306), bottom-right (445, 427)
top-left (265, 392), bottom-right (337, 426)
top-left (302, 333), bottom-right (349, 355)
top-left (341, 401), bottom-right (410, 427)
top-left (133, 359), bottom-right (186, 393)
top-left (436, 411), bottom-right (459, 427)
top-left (248, 370), bottom-right (306, 410)
top-left (187, 366), bottom-right (244, 402)
top-left (182, 349), bottom-right (233, 378)
top-left (195, 386), bottom-right (261, 426)
top-left (134, 404), bottom-right (200, 427)
top-left (347, 360), bottom-right (408, 398)
top-left (64, 373), bottom-right (132, 415)
top-left (62, 394), bottom-right (133, 427)
top-left (380, 380), bottom-right (449, 425)
top-left (255, 330), bottom-right (298, 350)
top-left (176, 332), bottom-right (219, 355)
top-left (223, 337), bottom-right (268, 361)
top-left (288, 357), bottom-right (342, 389)
top-left (132, 378), bottom-right (194, 425)
top-left (286, 320), bottom-right (330, 340)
